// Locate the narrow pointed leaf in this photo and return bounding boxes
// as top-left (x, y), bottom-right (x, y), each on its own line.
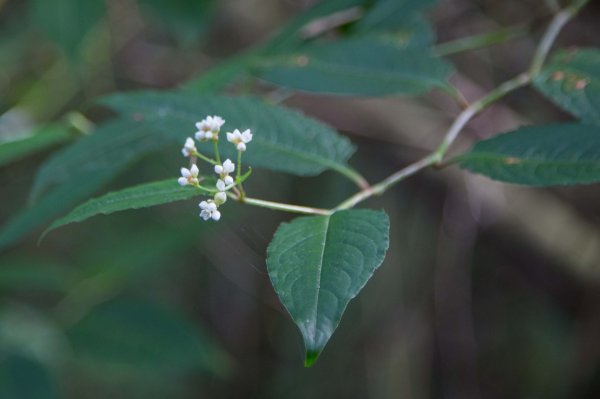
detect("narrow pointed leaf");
top-left (266, 209), bottom-right (390, 365)
top-left (101, 92), bottom-right (356, 176)
top-left (45, 180), bottom-right (203, 235)
top-left (30, 118), bottom-right (171, 201)
top-left (1, 119), bottom-right (162, 250)
top-left (353, 0), bottom-right (437, 35)
top-left (263, 0), bottom-right (365, 52)
top-left (0, 170), bottom-right (115, 250)
top-left (255, 38), bottom-right (453, 96)
top-left (533, 48), bottom-right (600, 125)
top-left (457, 123), bottom-right (600, 186)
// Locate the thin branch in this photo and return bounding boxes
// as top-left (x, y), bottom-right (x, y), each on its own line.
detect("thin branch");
top-left (231, 193), bottom-right (331, 216)
top-left (333, 0), bottom-right (587, 211)
top-left (232, 0), bottom-right (588, 215)
top-left (434, 25), bottom-right (528, 57)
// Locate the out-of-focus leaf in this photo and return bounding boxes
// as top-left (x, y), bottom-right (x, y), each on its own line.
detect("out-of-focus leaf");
top-left (30, 119), bottom-right (169, 201)
top-left (184, 0), bottom-right (440, 93)
top-left (533, 48), bottom-right (600, 125)
top-left (45, 180), bottom-right (203, 235)
top-left (0, 119), bottom-right (168, 250)
top-left (267, 209), bottom-right (390, 366)
top-left (264, 0), bottom-right (366, 52)
top-left (29, 0), bottom-right (106, 58)
top-left (53, 224), bottom-right (212, 327)
top-left (66, 298), bottom-right (231, 375)
top-left (353, 0), bottom-right (437, 35)
top-left (0, 353), bottom-right (59, 399)
top-left (255, 38), bottom-right (453, 96)
top-left (0, 170), bottom-right (115, 250)
top-left (457, 123), bottom-right (600, 186)
top-left (139, 0), bottom-right (216, 44)
top-left (101, 92), bottom-right (356, 176)
top-left (0, 257), bottom-right (78, 293)
top-left (183, 53), bottom-right (257, 93)
top-left (0, 124), bottom-right (72, 168)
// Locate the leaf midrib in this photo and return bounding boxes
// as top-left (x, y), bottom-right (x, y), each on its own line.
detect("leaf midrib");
top-left (311, 214), bottom-right (331, 344)
top-left (263, 55), bottom-right (446, 87)
top-left (461, 152), bottom-right (600, 167)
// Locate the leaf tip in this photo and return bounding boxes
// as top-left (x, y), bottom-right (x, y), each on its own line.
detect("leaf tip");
top-left (304, 350), bottom-right (320, 367)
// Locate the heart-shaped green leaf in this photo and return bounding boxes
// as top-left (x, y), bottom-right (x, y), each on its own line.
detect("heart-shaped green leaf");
top-left (267, 209), bottom-right (390, 366)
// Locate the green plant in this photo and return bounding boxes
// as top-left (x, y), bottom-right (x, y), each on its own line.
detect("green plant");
top-left (1, 0), bottom-right (598, 370)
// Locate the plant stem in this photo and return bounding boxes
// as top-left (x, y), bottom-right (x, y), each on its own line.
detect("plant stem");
top-left (213, 140), bottom-right (221, 164)
top-left (231, 193), bottom-right (331, 216)
top-left (236, 150), bottom-right (242, 179)
top-left (234, 0), bottom-right (588, 216)
top-left (236, 150), bottom-right (246, 199)
top-left (433, 72), bottom-right (530, 160)
top-left (335, 153), bottom-right (439, 210)
top-left (66, 111), bottom-right (95, 135)
top-left (435, 25), bottom-right (527, 57)
top-left (330, 163), bottom-right (371, 190)
top-left (333, 0), bottom-right (587, 210)
top-left (193, 151), bottom-right (218, 165)
top-left (528, 9), bottom-right (571, 75)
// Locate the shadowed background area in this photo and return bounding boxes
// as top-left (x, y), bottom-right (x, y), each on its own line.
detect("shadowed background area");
top-left (0, 0), bottom-right (599, 398)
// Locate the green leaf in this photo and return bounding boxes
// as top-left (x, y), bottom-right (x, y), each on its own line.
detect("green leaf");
top-left (183, 52), bottom-right (257, 93)
top-left (353, 0), bottom-right (437, 35)
top-left (255, 38), bottom-right (453, 96)
top-left (264, 0), bottom-right (366, 52)
top-left (29, 0), bottom-right (106, 58)
top-left (0, 257), bottom-right (78, 293)
top-left (139, 0), bottom-right (216, 44)
top-left (66, 298), bottom-right (230, 375)
top-left (0, 124), bottom-right (72, 168)
top-left (0, 353), bottom-right (59, 399)
top-left (457, 123), bottom-right (600, 186)
top-left (533, 48), bottom-right (600, 125)
top-left (0, 170), bottom-right (116, 250)
top-left (30, 118), bottom-right (170, 201)
top-left (101, 92), bottom-right (356, 176)
top-left (266, 209), bottom-right (390, 366)
top-left (0, 119), bottom-right (167, 250)
top-left (45, 180), bottom-right (203, 235)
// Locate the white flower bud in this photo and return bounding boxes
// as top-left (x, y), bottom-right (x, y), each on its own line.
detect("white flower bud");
top-left (179, 164), bottom-right (199, 186)
top-left (214, 191), bottom-right (227, 204)
top-left (222, 159), bottom-right (235, 173)
top-left (199, 199), bottom-right (221, 221)
top-left (227, 128), bottom-right (252, 151)
top-left (181, 137), bottom-right (197, 157)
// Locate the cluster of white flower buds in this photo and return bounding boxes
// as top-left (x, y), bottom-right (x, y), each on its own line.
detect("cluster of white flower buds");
top-left (178, 115), bottom-right (253, 221)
